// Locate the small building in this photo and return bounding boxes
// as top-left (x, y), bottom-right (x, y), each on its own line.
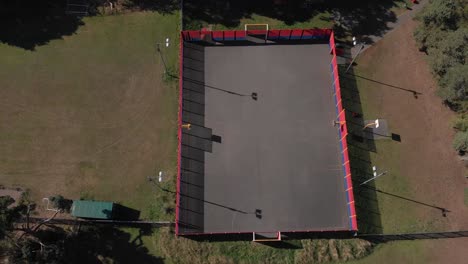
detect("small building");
top-left (71, 200), bottom-right (115, 219)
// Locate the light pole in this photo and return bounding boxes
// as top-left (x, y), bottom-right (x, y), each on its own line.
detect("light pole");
top-left (360, 166), bottom-right (388, 185)
top-left (148, 171), bottom-right (163, 183)
top-left (156, 38), bottom-right (170, 74)
top-left (346, 37), bottom-right (365, 73)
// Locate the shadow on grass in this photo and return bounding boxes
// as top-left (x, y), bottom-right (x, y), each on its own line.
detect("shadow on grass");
top-left (13, 225), bottom-right (162, 263)
top-left (183, 0), bottom-right (401, 44)
top-left (183, 0), bottom-right (328, 29)
top-left (360, 185), bottom-right (451, 217)
top-left (0, 0), bottom-right (179, 50)
top-left (182, 231), bottom-right (357, 243)
top-left (331, 0), bottom-right (400, 43)
top-left (65, 225), bottom-right (162, 264)
top-left (256, 240), bottom-right (303, 249)
top-left (339, 64), bottom-right (383, 234)
top-left (113, 204), bottom-right (141, 220)
top-left (342, 73), bottom-right (423, 98)
top-left (0, 1), bottom-right (83, 50)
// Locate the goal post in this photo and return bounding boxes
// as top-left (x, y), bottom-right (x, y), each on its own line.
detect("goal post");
top-left (245, 24), bottom-right (269, 42)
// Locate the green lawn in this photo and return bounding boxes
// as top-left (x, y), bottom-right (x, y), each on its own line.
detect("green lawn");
top-left (341, 67), bottom-right (433, 234)
top-left (349, 240), bottom-right (430, 264)
top-left (133, 227), bottom-right (372, 264)
top-left (0, 11), bottom-right (180, 220)
top-left (343, 63), bottom-right (451, 234)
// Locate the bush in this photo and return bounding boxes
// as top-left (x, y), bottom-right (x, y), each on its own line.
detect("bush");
top-left (429, 51), bottom-right (457, 76)
top-left (453, 115), bottom-right (468, 131)
top-left (49, 195), bottom-right (72, 212)
top-left (414, 0), bottom-right (467, 108)
top-left (420, 0), bottom-right (458, 30)
top-left (428, 29), bottom-right (467, 76)
top-left (453, 131), bottom-right (468, 152)
top-left (438, 64), bottom-right (468, 101)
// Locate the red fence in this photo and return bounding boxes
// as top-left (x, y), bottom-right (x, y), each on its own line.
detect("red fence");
top-left (329, 31), bottom-right (358, 231)
top-left (175, 32), bottom-right (183, 235)
top-left (176, 29), bottom-right (358, 235)
top-left (181, 29), bottom-right (332, 42)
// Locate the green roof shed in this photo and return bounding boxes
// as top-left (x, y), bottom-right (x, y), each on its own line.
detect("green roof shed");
top-left (71, 200), bottom-right (115, 219)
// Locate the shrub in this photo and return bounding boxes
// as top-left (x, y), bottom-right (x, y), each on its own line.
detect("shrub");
top-left (453, 115), bottom-right (468, 132)
top-left (453, 131), bottom-right (468, 152)
top-left (420, 0), bottom-right (458, 30)
top-left (439, 64), bottom-right (468, 101)
top-left (49, 195), bottom-right (72, 212)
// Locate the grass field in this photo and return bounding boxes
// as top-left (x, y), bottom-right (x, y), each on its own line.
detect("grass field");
top-left (2, 3), bottom-right (467, 263)
top-left (346, 18), bottom-right (467, 234)
top-left (342, 16), bottom-right (468, 263)
top-left (129, 227), bottom-right (372, 264)
top-left (0, 11), bottom-right (180, 220)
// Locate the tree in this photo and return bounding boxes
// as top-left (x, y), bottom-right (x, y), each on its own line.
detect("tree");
top-left (414, 0), bottom-right (466, 51)
top-left (428, 29), bottom-right (467, 76)
top-left (436, 28), bottom-right (468, 64)
top-left (414, 0), bottom-right (467, 113)
top-left (0, 196), bottom-right (21, 239)
top-left (452, 114), bottom-right (468, 131)
top-left (439, 64), bottom-right (468, 101)
top-left (453, 131), bottom-right (468, 153)
top-left (48, 195), bottom-right (72, 213)
top-left (420, 0), bottom-right (459, 30)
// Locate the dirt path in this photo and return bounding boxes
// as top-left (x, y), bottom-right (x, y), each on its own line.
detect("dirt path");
top-left (354, 17), bottom-right (468, 261)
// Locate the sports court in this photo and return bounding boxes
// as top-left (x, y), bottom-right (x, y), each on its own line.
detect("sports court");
top-left (177, 28), bottom-right (357, 238)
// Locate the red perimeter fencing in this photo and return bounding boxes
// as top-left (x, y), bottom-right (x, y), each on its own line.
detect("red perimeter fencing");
top-left (329, 31), bottom-right (358, 231)
top-left (181, 29), bottom-right (332, 42)
top-left (176, 29), bottom-right (358, 235)
top-left (175, 32), bottom-right (183, 235)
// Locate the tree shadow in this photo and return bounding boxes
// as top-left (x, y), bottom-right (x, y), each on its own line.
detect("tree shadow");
top-left (0, 0), bottom-right (179, 50)
top-left (0, 1), bottom-right (84, 50)
top-left (183, 0), bottom-right (402, 44)
top-left (331, 0), bottom-right (399, 43)
top-left (65, 225), bottom-right (162, 264)
top-left (11, 224), bottom-right (162, 263)
top-left (120, 0), bottom-right (179, 13)
top-left (183, 0), bottom-right (324, 29)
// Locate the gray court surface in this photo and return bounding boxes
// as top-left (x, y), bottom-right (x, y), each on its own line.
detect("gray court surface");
top-left (179, 43), bottom-right (350, 234)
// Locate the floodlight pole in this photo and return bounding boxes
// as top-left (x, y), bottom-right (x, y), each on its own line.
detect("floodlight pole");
top-left (147, 175), bottom-right (166, 193)
top-left (345, 43), bottom-right (365, 73)
top-left (156, 43), bottom-right (169, 74)
top-left (360, 171), bottom-right (388, 185)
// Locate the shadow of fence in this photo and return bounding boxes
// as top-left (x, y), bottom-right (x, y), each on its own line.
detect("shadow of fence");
top-left (339, 63), bottom-right (383, 234)
top-left (359, 230), bottom-right (468, 243)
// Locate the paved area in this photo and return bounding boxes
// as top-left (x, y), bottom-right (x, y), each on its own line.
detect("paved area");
top-left (197, 44), bottom-right (350, 233)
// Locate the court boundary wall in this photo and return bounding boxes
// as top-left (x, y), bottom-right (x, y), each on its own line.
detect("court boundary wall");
top-left (181, 28), bottom-right (332, 42)
top-left (329, 31), bottom-right (358, 231)
top-left (176, 29), bottom-right (358, 236)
